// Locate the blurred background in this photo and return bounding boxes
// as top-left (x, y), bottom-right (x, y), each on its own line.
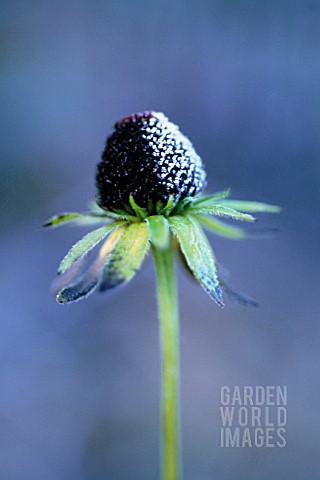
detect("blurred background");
top-left (1, 1), bottom-right (319, 479)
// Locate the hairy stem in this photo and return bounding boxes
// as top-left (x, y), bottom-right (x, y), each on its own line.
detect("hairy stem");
top-left (152, 238), bottom-right (181, 480)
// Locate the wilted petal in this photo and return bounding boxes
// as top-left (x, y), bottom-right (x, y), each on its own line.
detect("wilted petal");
top-left (58, 221), bottom-right (126, 275)
top-left (100, 222), bottom-right (149, 291)
top-left (56, 227), bottom-right (126, 304)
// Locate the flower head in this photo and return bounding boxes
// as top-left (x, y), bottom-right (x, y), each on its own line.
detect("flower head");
top-left (96, 111), bottom-right (206, 211)
top-left (43, 112), bottom-right (280, 306)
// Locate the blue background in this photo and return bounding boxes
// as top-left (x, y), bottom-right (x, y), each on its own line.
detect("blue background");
top-left (1, 1), bottom-right (319, 479)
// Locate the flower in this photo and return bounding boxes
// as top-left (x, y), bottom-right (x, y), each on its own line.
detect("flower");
top-left (42, 111), bottom-right (280, 305)
top-left (43, 110), bottom-right (281, 480)
top-left (96, 112), bottom-right (206, 211)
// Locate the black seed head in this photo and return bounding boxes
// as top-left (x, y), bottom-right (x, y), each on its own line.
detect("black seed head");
top-left (96, 111), bottom-right (207, 211)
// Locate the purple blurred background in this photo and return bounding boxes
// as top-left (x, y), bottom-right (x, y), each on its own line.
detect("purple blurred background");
top-left (1, 1), bottom-right (319, 479)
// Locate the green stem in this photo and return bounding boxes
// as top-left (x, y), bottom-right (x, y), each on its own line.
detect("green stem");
top-left (152, 237), bottom-right (181, 480)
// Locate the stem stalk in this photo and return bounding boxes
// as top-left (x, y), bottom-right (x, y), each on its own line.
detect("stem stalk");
top-left (152, 238), bottom-right (181, 480)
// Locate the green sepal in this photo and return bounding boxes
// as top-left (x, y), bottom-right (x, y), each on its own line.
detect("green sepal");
top-left (175, 234), bottom-right (257, 307)
top-left (106, 207), bottom-right (137, 221)
top-left (186, 204), bottom-right (256, 222)
top-left (191, 188), bottom-right (231, 207)
top-left (159, 196), bottom-right (177, 217)
top-left (194, 214), bottom-right (247, 240)
top-left (57, 221), bottom-right (127, 275)
top-left (172, 197), bottom-right (194, 215)
top-left (147, 199), bottom-right (155, 215)
top-left (121, 202), bottom-right (135, 215)
top-left (41, 212), bottom-right (111, 229)
top-left (156, 200), bottom-right (164, 214)
top-left (100, 221), bottom-right (150, 290)
top-left (89, 201), bottom-right (138, 221)
top-left (219, 200), bottom-right (281, 213)
top-left (168, 215), bottom-right (223, 306)
top-left (129, 194), bottom-right (149, 219)
top-left (146, 215), bottom-right (170, 250)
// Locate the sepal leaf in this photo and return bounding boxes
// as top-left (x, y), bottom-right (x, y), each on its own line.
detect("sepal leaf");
top-left (159, 195), bottom-right (177, 217)
top-left (103, 209), bottom-right (138, 221)
top-left (92, 200), bottom-right (138, 221)
top-left (129, 194), bottom-right (149, 219)
top-left (172, 197), bottom-right (194, 215)
top-left (100, 221), bottom-right (150, 290)
top-left (41, 212), bottom-right (111, 229)
top-left (219, 200), bottom-right (281, 213)
top-left (194, 214), bottom-right (247, 240)
top-left (168, 215), bottom-right (223, 306)
top-left (58, 221), bottom-right (127, 275)
top-left (187, 204), bottom-right (256, 222)
top-left (191, 188), bottom-right (231, 207)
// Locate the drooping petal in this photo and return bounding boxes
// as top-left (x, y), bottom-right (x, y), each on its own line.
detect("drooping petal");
top-left (100, 221), bottom-right (150, 291)
top-left (168, 215), bottom-right (223, 307)
top-left (56, 266), bottom-right (102, 304)
top-left (56, 227), bottom-right (126, 304)
top-left (219, 279), bottom-right (258, 307)
top-left (52, 256), bottom-right (87, 296)
top-left (215, 261), bottom-right (258, 307)
top-left (58, 221), bottom-right (127, 275)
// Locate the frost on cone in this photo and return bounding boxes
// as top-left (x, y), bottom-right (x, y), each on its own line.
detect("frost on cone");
top-left (96, 111), bottom-right (206, 210)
